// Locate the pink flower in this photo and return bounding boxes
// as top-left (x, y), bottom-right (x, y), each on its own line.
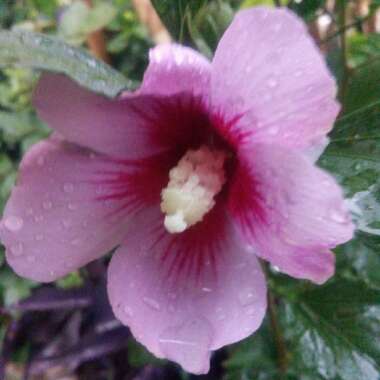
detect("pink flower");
top-left (0, 7), bottom-right (353, 374)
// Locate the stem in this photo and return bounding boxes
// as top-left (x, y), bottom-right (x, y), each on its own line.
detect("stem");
top-left (268, 290), bottom-right (288, 378)
top-left (131, 0), bottom-right (171, 44)
top-left (83, 0), bottom-right (111, 63)
top-left (273, 0), bottom-right (281, 7)
top-left (320, 14), bottom-right (371, 45)
top-left (337, 0), bottom-right (349, 104)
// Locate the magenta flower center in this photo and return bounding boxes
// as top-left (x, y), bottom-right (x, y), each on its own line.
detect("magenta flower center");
top-left (160, 146), bottom-right (227, 233)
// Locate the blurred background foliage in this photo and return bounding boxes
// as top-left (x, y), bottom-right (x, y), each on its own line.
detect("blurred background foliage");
top-left (0, 0), bottom-right (380, 379)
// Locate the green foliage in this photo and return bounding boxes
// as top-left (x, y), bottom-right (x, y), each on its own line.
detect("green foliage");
top-left (0, 30), bottom-right (132, 97)
top-left (224, 321), bottom-right (278, 380)
top-left (320, 101), bottom-right (380, 237)
top-left (56, 271), bottom-right (84, 289)
top-left (127, 338), bottom-right (164, 368)
top-left (282, 279), bottom-right (380, 380)
top-left (151, 0), bottom-right (237, 57)
top-left (59, 1), bottom-right (117, 45)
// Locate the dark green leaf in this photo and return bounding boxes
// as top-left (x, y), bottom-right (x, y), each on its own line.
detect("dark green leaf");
top-left (224, 321), bottom-right (278, 380)
top-left (151, 0), bottom-right (234, 57)
top-left (320, 101), bottom-right (380, 236)
top-left (282, 279), bottom-right (380, 380)
top-left (0, 30), bottom-right (132, 97)
top-left (336, 232), bottom-right (380, 289)
top-left (151, 0), bottom-right (205, 43)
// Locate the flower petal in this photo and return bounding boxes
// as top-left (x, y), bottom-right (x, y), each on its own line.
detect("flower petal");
top-left (34, 73), bottom-right (214, 160)
top-left (211, 7), bottom-right (339, 150)
top-left (139, 44), bottom-right (211, 97)
top-left (107, 205), bottom-right (266, 374)
top-left (228, 144), bottom-right (354, 284)
top-left (0, 138), bottom-right (167, 282)
top-left (33, 73), bottom-right (173, 159)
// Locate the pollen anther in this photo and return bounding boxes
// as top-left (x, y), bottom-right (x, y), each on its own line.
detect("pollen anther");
top-left (161, 146), bottom-right (227, 234)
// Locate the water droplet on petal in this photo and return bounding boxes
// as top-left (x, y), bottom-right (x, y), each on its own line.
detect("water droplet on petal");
top-left (37, 156), bottom-right (45, 166)
top-left (124, 306), bottom-right (133, 317)
top-left (63, 183), bottom-right (74, 193)
top-left (215, 307), bottom-right (226, 321)
top-left (62, 219), bottom-right (71, 229)
top-left (27, 255), bottom-right (36, 263)
top-left (158, 318), bottom-right (212, 374)
top-left (35, 234), bottom-right (44, 241)
top-left (329, 208), bottom-right (349, 224)
top-left (268, 126), bottom-right (279, 135)
top-left (70, 237), bottom-right (81, 246)
top-left (142, 296), bottom-right (161, 311)
top-left (67, 203), bottom-right (77, 211)
top-left (168, 303), bottom-right (176, 313)
top-left (34, 215), bottom-right (44, 223)
top-left (3, 216), bottom-right (24, 232)
top-left (42, 201), bottom-right (52, 210)
top-left (267, 77), bottom-right (278, 88)
top-left (10, 242), bottom-right (24, 256)
top-left (245, 306), bottom-right (256, 316)
top-left (238, 289), bottom-right (256, 306)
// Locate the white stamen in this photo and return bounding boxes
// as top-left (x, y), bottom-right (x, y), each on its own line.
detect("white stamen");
top-left (161, 146), bottom-right (227, 234)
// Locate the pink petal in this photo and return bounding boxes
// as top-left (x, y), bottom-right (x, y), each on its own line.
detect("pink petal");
top-left (33, 74), bottom-right (171, 159)
top-left (107, 205), bottom-right (266, 374)
top-left (228, 144), bottom-right (354, 284)
top-left (34, 73), bottom-right (215, 160)
top-left (0, 138), bottom-right (168, 282)
top-left (138, 44), bottom-right (211, 97)
top-left (211, 7), bottom-right (339, 150)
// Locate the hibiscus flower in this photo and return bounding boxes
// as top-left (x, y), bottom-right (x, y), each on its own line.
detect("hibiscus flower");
top-left (0, 7), bottom-right (354, 374)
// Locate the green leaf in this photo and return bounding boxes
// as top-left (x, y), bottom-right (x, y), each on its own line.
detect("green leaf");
top-left (151, 0), bottom-right (234, 56)
top-left (0, 30), bottom-right (132, 97)
top-left (127, 338), bottom-right (163, 368)
top-left (151, 0), bottom-right (204, 42)
top-left (59, 1), bottom-right (117, 45)
top-left (224, 321), bottom-right (278, 380)
top-left (0, 267), bottom-right (38, 306)
top-left (320, 101), bottom-right (380, 236)
top-left (336, 232), bottom-right (380, 289)
top-left (282, 279), bottom-right (380, 380)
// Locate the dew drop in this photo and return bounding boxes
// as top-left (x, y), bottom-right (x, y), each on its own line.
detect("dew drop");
top-left (143, 296), bottom-right (161, 311)
top-left (42, 200), bottom-right (53, 210)
top-left (215, 307), bottom-right (226, 321)
top-left (10, 242), bottom-right (24, 256)
top-left (245, 306), bottom-right (256, 316)
top-left (238, 289), bottom-right (256, 306)
top-left (329, 208), bottom-right (348, 224)
top-left (35, 234), bottom-right (44, 241)
top-left (124, 306), bottom-right (133, 317)
top-left (63, 183), bottom-right (74, 193)
top-left (34, 215), bottom-right (44, 223)
top-left (62, 219), bottom-right (71, 229)
top-left (158, 318), bottom-right (212, 374)
top-left (3, 216), bottom-right (24, 232)
top-left (267, 77), bottom-right (278, 88)
top-left (37, 156), bottom-right (45, 166)
top-left (268, 126), bottom-right (279, 135)
top-left (168, 303), bottom-right (176, 313)
top-left (70, 237), bottom-right (81, 246)
top-left (67, 203), bottom-right (78, 211)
